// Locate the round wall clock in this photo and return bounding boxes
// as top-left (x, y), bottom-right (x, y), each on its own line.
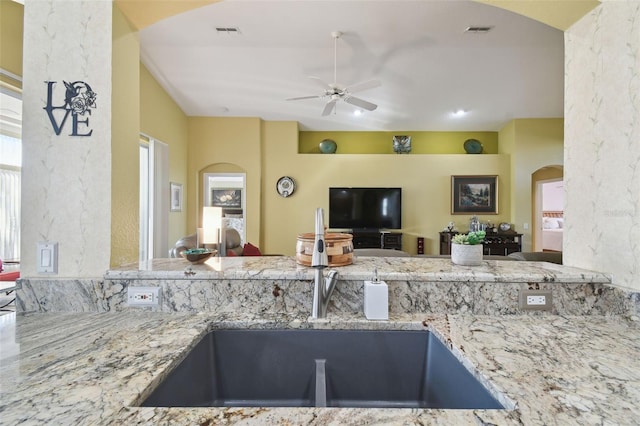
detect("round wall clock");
top-left (276, 176), bottom-right (295, 197)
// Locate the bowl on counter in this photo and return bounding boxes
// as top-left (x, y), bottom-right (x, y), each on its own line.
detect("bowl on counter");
top-left (181, 248), bottom-right (217, 264)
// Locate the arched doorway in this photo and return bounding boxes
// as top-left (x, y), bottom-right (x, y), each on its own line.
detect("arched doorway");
top-left (200, 163), bottom-right (246, 246)
top-left (531, 166), bottom-right (563, 252)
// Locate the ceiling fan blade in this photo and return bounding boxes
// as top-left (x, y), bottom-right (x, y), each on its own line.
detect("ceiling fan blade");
top-left (345, 79), bottom-right (381, 94)
top-left (286, 95), bottom-right (322, 101)
top-left (309, 76), bottom-right (333, 90)
top-left (344, 96), bottom-right (377, 111)
top-left (322, 99), bottom-right (338, 116)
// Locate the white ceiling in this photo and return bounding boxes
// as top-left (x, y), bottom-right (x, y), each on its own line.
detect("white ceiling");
top-left (140, 0), bottom-right (564, 131)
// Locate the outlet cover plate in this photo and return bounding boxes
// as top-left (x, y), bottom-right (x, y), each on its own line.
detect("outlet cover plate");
top-left (127, 286), bottom-right (161, 307)
top-left (519, 289), bottom-right (552, 311)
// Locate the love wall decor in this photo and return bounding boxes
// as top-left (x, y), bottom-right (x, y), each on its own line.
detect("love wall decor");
top-left (43, 80), bottom-right (97, 137)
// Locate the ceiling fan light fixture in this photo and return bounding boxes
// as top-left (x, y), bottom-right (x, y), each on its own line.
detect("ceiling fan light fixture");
top-left (286, 31), bottom-right (380, 116)
top-left (353, 109), bottom-right (363, 116)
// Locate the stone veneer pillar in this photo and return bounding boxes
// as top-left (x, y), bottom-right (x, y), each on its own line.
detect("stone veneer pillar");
top-left (21, 0), bottom-right (112, 278)
top-left (564, 0), bottom-right (640, 291)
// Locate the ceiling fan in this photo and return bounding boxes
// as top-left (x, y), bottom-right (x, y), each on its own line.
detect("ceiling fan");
top-left (286, 31), bottom-right (381, 116)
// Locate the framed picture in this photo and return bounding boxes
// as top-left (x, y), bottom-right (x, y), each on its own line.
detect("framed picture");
top-left (451, 175), bottom-right (498, 214)
top-left (212, 189), bottom-right (242, 209)
top-left (170, 182), bottom-right (183, 212)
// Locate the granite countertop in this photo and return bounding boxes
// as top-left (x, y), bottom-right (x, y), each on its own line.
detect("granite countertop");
top-left (1, 310), bottom-right (639, 425)
top-left (106, 256), bottom-right (612, 284)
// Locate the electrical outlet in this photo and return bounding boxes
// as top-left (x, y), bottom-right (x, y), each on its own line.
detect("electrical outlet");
top-left (519, 289), bottom-right (552, 311)
top-left (527, 295), bottom-right (546, 305)
top-left (127, 286), bottom-right (161, 307)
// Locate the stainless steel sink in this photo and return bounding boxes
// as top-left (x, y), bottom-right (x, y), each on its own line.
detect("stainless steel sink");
top-left (141, 329), bottom-right (505, 409)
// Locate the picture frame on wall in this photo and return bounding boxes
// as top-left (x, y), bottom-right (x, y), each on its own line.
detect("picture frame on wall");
top-left (211, 189), bottom-right (242, 209)
top-left (451, 175), bottom-right (498, 214)
top-left (170, 182), bottom-right (183, 212)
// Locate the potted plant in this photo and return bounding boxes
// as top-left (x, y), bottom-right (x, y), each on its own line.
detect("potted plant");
top-left (451, 231), bottom-right (486, 266)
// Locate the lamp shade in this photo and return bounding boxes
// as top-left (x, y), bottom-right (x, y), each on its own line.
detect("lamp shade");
top-left (202, 207), bottom-right (223, 245)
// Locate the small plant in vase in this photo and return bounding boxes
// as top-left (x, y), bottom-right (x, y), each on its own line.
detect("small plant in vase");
top-left (451, 231), bottom-right (486, 266)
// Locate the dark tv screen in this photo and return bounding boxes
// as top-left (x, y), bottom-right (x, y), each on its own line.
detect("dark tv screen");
top-left (329, 187), bottom-right (402, 230)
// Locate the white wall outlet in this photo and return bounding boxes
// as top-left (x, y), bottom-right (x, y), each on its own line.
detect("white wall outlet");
top-left (127, 286), bottom-right (161, 307)
top-left (527, 295), bottom-right (546, 305)
top-left (519, 289), bottom-right (552, 311)
top-left (37, 242), bottom-right (58, 274)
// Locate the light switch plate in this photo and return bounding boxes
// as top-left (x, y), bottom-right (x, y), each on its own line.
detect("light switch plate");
top-left (37, 242), bottom-right (58, 274)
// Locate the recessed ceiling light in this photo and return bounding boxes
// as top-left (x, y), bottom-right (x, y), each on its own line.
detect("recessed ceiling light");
top-left (353, 110), bottom-right (363, 116)
top-left (453, 109), bottom-right (467, 117)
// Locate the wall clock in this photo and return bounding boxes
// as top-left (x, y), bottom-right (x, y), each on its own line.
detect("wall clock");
top-left (276, 176), bottom-right (295, 197)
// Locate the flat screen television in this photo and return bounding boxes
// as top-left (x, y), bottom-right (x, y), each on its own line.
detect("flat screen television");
top-left (329, 187), bottom-right (402, 230)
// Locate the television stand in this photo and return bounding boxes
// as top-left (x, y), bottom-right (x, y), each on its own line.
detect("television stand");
top-left (351, 230), bottom-right (403, 250)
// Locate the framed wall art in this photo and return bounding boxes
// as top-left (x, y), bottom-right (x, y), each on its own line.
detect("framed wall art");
top-left (451, 175), bottom-right (498, 214)
top-left (211, 189), bottom-right (242, 209)
top-left (170, 182), bottom-right (183, 212)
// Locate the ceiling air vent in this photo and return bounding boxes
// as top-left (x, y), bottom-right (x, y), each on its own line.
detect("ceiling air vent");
top-left (465, 26), bottom-right (493, 33)
top-left (215, 27), bottom-right (241, 34)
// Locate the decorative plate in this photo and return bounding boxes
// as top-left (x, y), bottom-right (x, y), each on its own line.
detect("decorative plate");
top-left (463, 139), bottom-right (483, 154)
top-left (276, 176), bottom-right (295, 198)
top-left (499, 222), bottom-right (511, 232)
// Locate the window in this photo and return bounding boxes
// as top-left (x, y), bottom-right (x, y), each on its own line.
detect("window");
top-left (139, 135), bottom-right (169, 260)
top-left (0, 88), bottom-right (22, 262)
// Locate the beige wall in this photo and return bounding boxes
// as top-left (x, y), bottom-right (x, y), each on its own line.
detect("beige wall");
top-left (111, 4), bottom-right (141, 267)
top-left (140, 64), bottom-right (189, 248)
top-left (499, 119), bottom-right (564, 251)
top-left (0, 0), bottom-right (23, 79)
top-left (260, 121), bottom-right (512, 256)
top-left (186, 117), bottom-right (565, 256)
top-left (187, 117), bottom-right (262, 247)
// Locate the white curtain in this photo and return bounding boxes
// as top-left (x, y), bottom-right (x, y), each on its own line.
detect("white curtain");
top-left (0, 166), bottom-right (20, 261)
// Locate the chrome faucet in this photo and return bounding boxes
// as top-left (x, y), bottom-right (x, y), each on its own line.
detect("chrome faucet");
top-left (311, 207), bottom-right (339, 319)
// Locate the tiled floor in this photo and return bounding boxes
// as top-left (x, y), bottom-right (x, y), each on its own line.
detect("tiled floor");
top-left (0, 283), bottom-right (16, 316)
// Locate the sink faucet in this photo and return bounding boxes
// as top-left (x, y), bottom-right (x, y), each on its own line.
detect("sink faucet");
top-left (311, 207), bottom-right (339, 319)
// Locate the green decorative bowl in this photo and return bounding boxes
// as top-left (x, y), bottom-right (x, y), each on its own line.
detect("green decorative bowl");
top-left (319, 139), bottom-right (337, 154)
top-left (181, 248), bottom-right (216, 264)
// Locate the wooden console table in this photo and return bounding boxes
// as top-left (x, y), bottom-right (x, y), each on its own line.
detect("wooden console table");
top-left (439, 231), bottom-right (522, 256)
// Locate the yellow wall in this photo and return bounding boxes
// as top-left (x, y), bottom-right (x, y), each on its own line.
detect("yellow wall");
top-left (187, 117), bottom-right (563, 256)
top-left (300, 131), bottom-right (499, 154)
top-left (111, 4), bottom-right (141, 266)
top-left (478, 0), bottom-right (599, 31)
top-left (499, 118), bottom-right (564, 251)
top-left (187, 117), bottom-right (263, 246)
top-left (260, 121), bottom-right (512, 256)
top-left (140, 64), bottom-right (189, 247)
top-left (0, 0), bottom-right (23, 80)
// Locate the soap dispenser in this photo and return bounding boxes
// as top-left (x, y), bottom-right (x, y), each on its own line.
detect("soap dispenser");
top-left (364, 267), bottom-right (389, 320)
